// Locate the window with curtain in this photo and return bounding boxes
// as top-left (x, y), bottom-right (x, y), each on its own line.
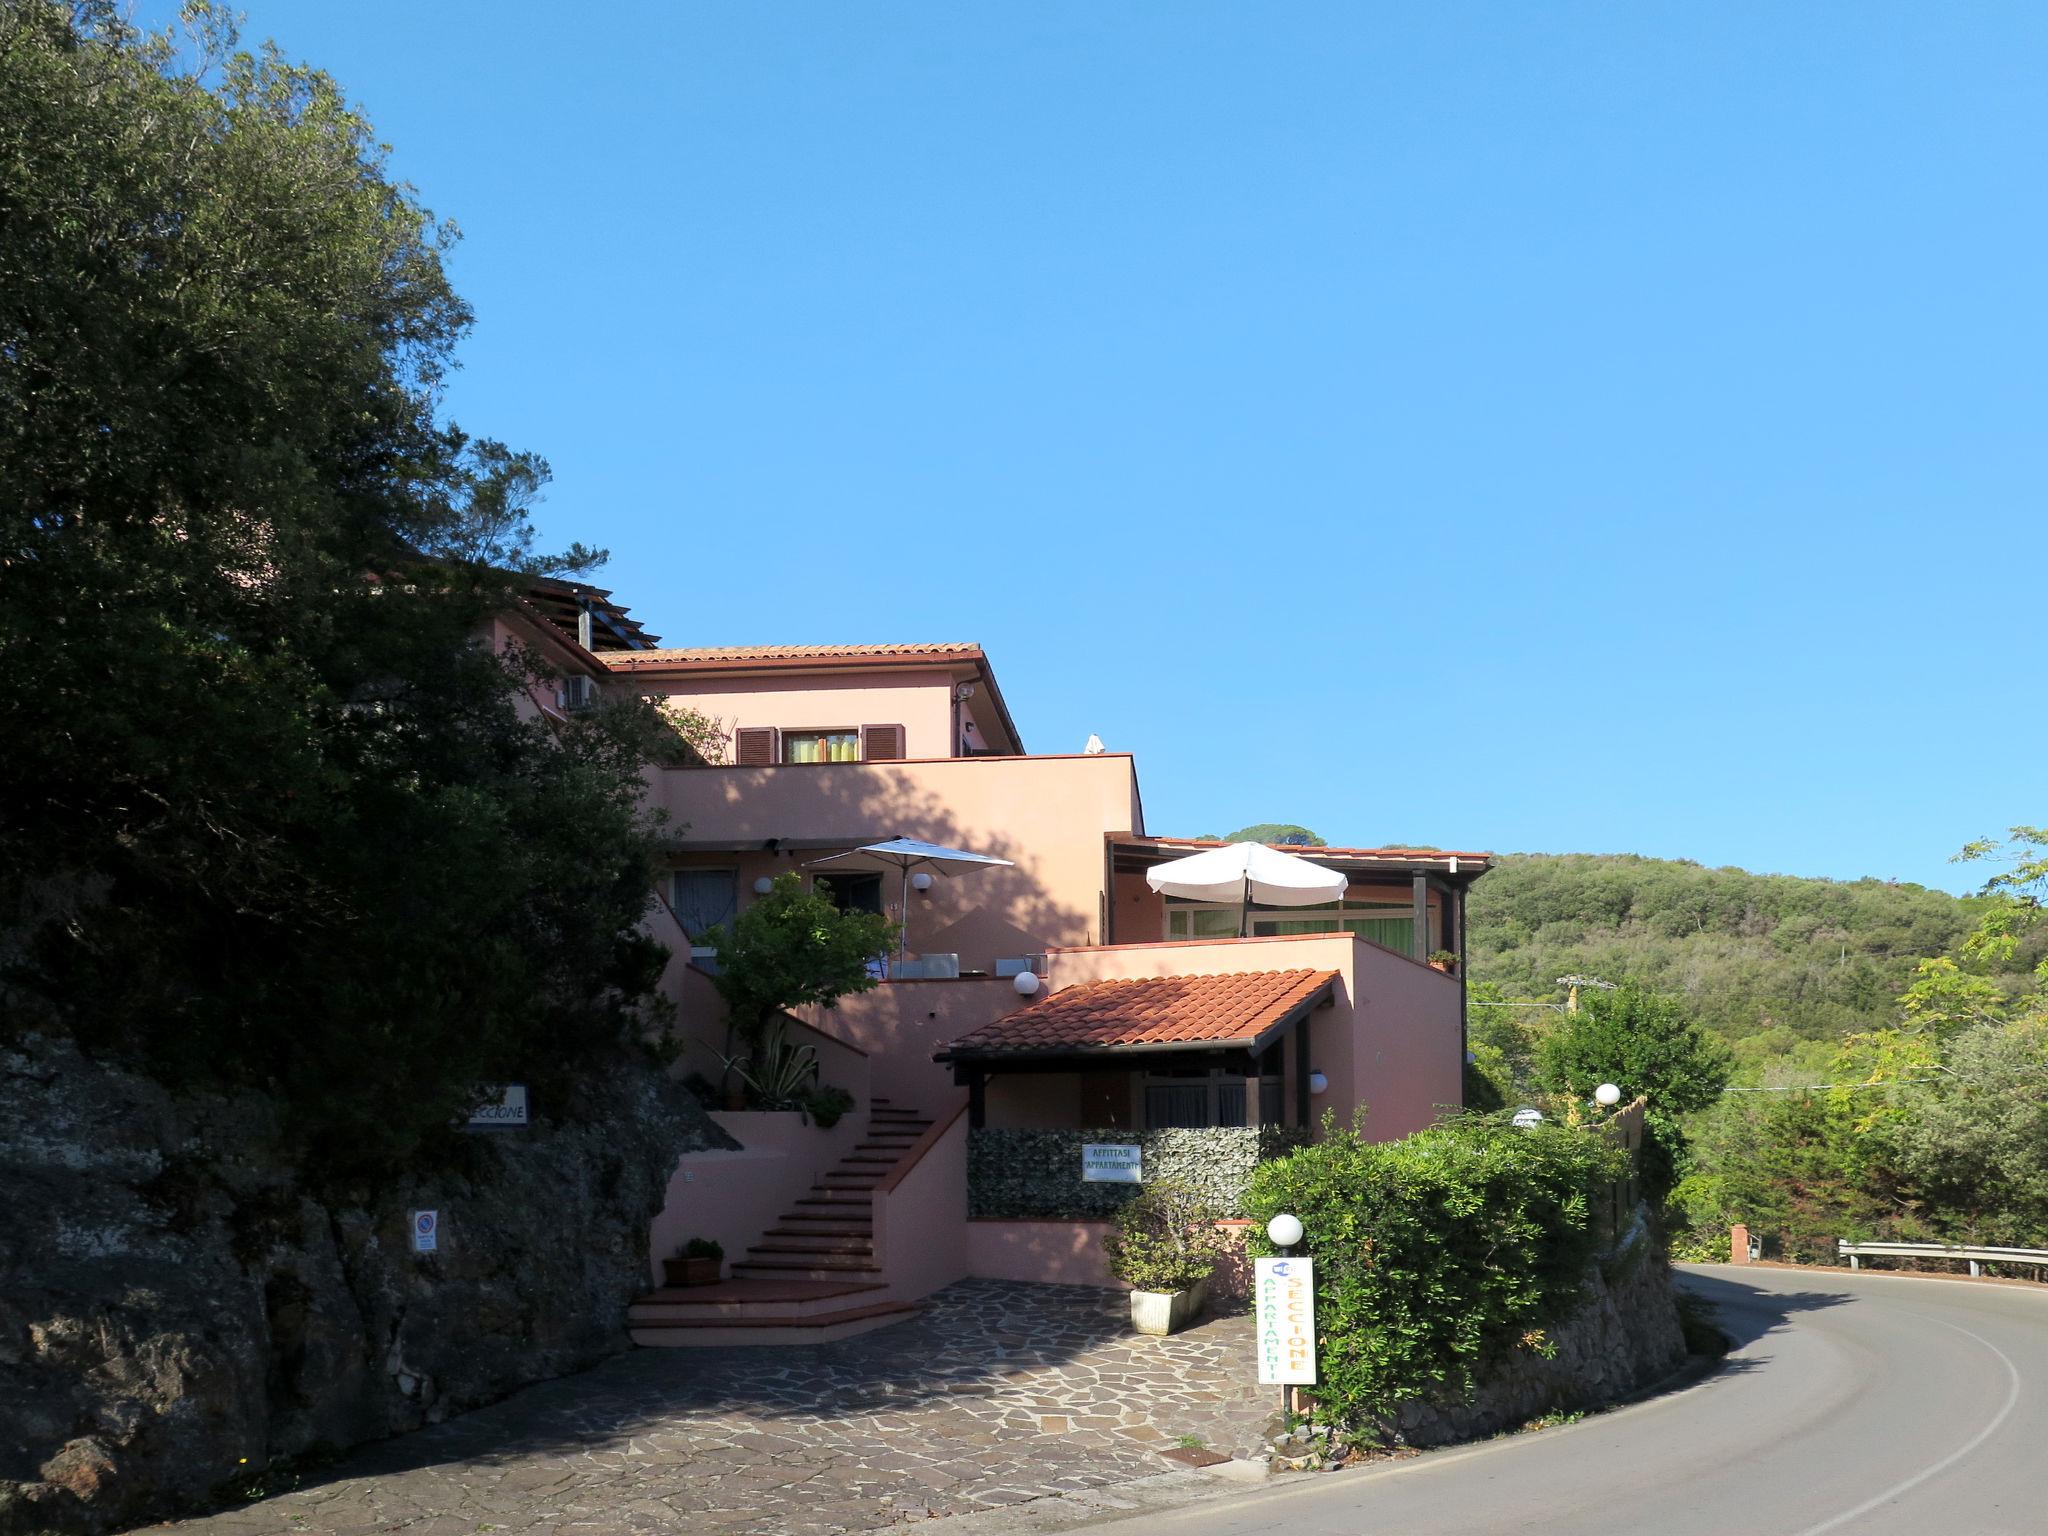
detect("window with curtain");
top-left (1166, 899), bottom-right (1419, 956)
top-left (671, 869), bottom-right (737, 938)
top-left (782, 730), bottom-right (860, 763)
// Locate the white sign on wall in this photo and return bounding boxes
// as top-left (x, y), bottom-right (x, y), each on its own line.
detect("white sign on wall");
top-left (1254, 1256), bottom-right (1317, 1385)
top-left (411, 1210), bottom-right (439, 1254)
top-left (1080, 1143), bottom-right (1143, 1183)
top-left (466, 1085), bottom-right (529, 1127)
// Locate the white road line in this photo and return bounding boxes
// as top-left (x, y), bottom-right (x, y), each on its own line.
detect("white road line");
top-left (1786, 1312), bottom-right (2024, 1536)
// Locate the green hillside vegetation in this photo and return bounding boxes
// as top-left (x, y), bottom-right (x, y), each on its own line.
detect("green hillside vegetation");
top-left (1464, 853), bottom-right (2039, 1076)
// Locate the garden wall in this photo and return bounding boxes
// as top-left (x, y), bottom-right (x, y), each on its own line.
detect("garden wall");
top-left (967, 1126), bottom-right (1303, 1219)
top-left (1389, 1231), bottom-right (1687, 1447)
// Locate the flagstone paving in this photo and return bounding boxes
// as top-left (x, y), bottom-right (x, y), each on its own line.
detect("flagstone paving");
top-left (154, 1282), bottom-right (1275, 1536)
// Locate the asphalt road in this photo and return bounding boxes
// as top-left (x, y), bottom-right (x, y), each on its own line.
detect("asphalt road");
top-left (1103, 1264), bottom-right (2048, 1536)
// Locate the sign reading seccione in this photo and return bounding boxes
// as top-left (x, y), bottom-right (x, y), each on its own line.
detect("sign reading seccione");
top-left (1254, 1256), bottom-right (1317, 1385)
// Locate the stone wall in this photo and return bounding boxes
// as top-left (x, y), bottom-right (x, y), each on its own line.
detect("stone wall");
top-left (0, 1034), bottom-right (729, 1536)
top-left (1391, 1223), bottom-right (1688, 1447)
top-left (968, 1127), bottom-right (1302, 1219)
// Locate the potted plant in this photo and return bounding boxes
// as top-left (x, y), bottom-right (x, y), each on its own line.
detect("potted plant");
top-left (803, 1083), bottom-right (856, 1129)
top-left (1104, 1181), bottom-right (1226, 1336)
top-left (663, 1237), bottom-right (723, 1288)
top-left (1428, 949), bottom-right (1460, 975)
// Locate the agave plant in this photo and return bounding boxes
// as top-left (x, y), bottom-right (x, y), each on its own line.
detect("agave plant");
top-left (719, 1023), bottom-right (821, 1110)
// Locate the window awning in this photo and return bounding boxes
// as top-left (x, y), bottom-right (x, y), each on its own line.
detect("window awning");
top-left (934, 969), bottom-right (1337, 1064)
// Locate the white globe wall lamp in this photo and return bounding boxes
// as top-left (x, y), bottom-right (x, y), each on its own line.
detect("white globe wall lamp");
top-left (910, 871), bottom-right (934, 892)
top-left (1307, 1071), bottom-right (1329, 1095)
top-left (1013, 971), bottom-right (1041, 997)
top-left (752, 876), bottom-right (775, 895)
top-left (1266, 1213), bottom-right (1305, 1252)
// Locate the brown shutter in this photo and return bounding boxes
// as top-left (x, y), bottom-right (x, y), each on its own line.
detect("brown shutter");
top-left (734, 727), bottom-right (778, 766)
top-left (861, 724), bottom-right (906, 762)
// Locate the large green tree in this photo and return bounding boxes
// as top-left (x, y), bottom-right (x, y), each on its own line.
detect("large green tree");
top-left (1537, 980), bottom-right (1731, 1202)
top-left (1, 2), bottom-right (670, 1179)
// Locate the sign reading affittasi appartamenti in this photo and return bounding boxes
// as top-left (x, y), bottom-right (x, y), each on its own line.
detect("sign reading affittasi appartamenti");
top-left (1254, 1256), bottom-right (1317, 1384)
top-left (1080, 1143), bottom-right (1142, 1182)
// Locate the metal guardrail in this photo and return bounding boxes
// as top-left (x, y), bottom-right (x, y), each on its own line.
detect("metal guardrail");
top-left (1838, 1239), bottom-right (2048, 1278)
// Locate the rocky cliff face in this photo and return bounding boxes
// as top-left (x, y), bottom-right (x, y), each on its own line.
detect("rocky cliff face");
top-left (1394, 1224), bottom-right (1690, 1447)
top-left (0, 1035), bottom-right (727, 1536)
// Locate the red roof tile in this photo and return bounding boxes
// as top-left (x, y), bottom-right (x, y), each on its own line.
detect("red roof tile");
top-left (940, 969), bottom-right (1336, 1058)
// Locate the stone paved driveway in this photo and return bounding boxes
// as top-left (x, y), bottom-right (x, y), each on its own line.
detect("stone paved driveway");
top-left (156, 1282), bottom-right (1274, 1536)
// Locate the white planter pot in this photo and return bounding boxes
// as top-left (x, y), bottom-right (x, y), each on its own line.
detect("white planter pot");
top-left (1129, 1279), bottom-right (1209, 1336)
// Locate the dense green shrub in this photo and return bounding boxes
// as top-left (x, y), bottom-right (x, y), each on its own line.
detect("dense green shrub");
top-left (1243, 1114), bottom-right (1624, 1439)
top-left (1104, 1181), bottom-right (1228, 1293)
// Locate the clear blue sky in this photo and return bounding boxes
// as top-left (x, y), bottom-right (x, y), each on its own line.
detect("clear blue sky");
top-left (218, 2), bottom-right (2045, 892)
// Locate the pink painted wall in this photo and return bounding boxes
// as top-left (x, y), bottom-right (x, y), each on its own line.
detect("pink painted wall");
top-left (797, 977), bottom-right (1019, 1114)
top-left (651, 753), bottom-right (1144, 974)
top-left (641, 668), bottom-right (959, 761)
top-left (484, 613), bottom-right (610, 724)
top-left (965, 1219), bottom-right (1254, 1295)
top-left (648, 1107), bottom-right (866, 1286)
top-left (966, 1220), bottom-right (1118, 1288)
top-left (873, 1109), bottom-right (969, 1300)
top-left (657, 938), bottom-right (873, 1109)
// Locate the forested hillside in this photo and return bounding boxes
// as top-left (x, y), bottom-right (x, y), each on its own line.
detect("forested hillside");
top-left (1463, 854), bottom-right (2029, 1063)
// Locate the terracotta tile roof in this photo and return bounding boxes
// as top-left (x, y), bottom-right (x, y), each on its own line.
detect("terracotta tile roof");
top-left (940, 969), bottom-right (1336, 1059)
top-left (604, 642), bottom-right (979, 666)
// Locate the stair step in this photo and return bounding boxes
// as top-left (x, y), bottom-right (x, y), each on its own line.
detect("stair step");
top-left (731, 1260), bottom-right (885, 1281)
top-left (842, 1154), bottom-right (904, 1165)
top-left (752, 1236), bottom-right (874, 1253)
top-left (630, 1279), bottom-right (886, 1322)
top-left (765, 1220), bottom-right (868, 1236)
top-left (749, 1242), bottom-right (875, 1259)
top-left (632, 1300), bottom-right (920, 1348)
top-left (795, 1194), bottom-right (874, 1207)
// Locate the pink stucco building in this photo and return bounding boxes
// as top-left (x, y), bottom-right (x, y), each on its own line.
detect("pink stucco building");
top-left (503, 590), bottom-right (1492, 1345)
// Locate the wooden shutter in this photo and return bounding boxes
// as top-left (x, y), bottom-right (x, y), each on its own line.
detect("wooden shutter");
top-left (861, 724), bottom-right (905, 762)
top-left (734, 727), bottom-right (778, 766)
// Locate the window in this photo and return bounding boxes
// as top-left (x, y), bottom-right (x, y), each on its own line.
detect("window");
top-left (1140, 1066), bottom-right (1279, 1128)
top-left (1165, 898), bottom-right (1419, 956)
top-left (814, 872), bottom-right (883, 914)
top-left (783, 730), bottom-right (859, 764)
top-left (671, 868), bottom-right (737, 938)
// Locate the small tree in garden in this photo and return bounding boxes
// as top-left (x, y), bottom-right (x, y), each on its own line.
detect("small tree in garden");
top-left (704, 874), bottom-right (897, 1065)
top-left (1104, 1181), bottom-right (1228, 1294)
top-left (1537, 980), bottom-right (1730, 1203)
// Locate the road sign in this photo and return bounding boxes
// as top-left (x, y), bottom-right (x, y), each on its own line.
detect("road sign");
top-left (1254, 1256), bottom-right (1317, 1385)
top-left (411, 1210), bottom-right (438, 1253)
top-left (1081, 1143), bottom-right (1143, 1183)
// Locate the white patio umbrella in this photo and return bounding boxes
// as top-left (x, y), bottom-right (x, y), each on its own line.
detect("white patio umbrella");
top-left (1144, 842), bottom-right (1348, 937)
top-left (804, 837), bottom-right (1014, 962)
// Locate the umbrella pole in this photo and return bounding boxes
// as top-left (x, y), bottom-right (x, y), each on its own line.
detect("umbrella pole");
top-left (899, 863), bottom-right (911, 963)
top-left (1240, 872), bottom-right (1250, 938)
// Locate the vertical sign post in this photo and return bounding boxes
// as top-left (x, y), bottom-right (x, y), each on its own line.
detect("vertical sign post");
top-left (1254, 1256), bottom-right (1317, 1395)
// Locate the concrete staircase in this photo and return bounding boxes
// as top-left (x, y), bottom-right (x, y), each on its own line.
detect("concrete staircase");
top-left (629, 1098), bottom-right (934, 1347)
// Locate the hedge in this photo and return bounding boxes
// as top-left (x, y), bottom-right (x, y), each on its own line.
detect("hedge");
top-left (1242, 1112), bottom-right (1625, 1439)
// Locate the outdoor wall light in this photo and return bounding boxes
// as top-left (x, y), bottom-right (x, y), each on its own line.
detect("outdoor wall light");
top-left (1012, 971), bottom-right (1041, 996)
top-left (910, 871), bottom-right (934, 892)
top-left (1593, 1082), bottom-right (1622, 1107)
top-left (753, 876), bottom-right (775, 895)
top-left (1308, 1070), bottom-right (1329, 1095)
top-left (1266, 1213), bottom-right (1305, 1250)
